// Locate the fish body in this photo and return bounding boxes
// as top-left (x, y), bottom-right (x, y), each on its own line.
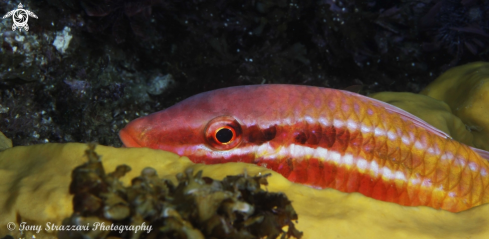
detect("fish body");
top-left (120, 84), bottom-right (489, 212)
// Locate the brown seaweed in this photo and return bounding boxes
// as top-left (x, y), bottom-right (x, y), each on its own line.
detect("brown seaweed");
top-left (64, 143), bottom-right (303, 239)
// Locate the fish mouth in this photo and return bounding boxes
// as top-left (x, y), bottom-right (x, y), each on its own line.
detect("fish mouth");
top-left (119, 128), bottom-right (142, 148)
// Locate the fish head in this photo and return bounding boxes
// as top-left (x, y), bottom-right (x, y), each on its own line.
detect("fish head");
top-left (119, 85), bottom-right (288, 164)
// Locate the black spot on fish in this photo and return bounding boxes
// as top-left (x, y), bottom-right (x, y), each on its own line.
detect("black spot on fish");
top-left (247, 125), bottom-right (277, 144)
top-left (294, 131), bottom-right (308, 144)
top-left (321, 126), bottom-right (336, 148)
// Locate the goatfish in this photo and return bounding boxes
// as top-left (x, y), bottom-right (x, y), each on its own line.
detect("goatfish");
top-left (119, 84), bottom-right (489, 212)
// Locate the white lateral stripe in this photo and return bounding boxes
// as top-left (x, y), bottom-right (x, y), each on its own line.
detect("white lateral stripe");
top-left (347, 119), bottom-right (358, 130)
top-left (194, 142), bottom-right (412, 182)
top-left (374, 127), bottom-right (385, 136)
top-left (188, 142), bottom-right (459, 192)
top-left (387, 131), bottom-right (397, 140)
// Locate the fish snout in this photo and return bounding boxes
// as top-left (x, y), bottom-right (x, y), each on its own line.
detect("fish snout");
top-left (119, 122), bottom-right (144, 147)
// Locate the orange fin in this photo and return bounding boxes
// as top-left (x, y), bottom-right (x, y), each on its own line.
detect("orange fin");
top-left (370, 96), bottom-right (452, 139)
top-left (341, 90), bottom-right (452, 139)
top-left (470, 147), bottom-right (489, 161)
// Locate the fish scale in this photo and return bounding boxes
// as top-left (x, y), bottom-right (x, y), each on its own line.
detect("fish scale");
top-left (119, 84), bottom-right (489, 212)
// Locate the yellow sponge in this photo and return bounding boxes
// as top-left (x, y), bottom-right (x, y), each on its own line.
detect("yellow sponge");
top-left (0, 131), bottom-right (12, 151)
top-left (1, 143), bottom-right (489, 238)
top-left (420, 62), bottom-right (489, 151)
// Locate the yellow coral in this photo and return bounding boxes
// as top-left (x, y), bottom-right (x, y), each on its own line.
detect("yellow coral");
top-left (1, 143), bottom-right (489, 238)
top-left (420, 62), bottom-right (489, 150)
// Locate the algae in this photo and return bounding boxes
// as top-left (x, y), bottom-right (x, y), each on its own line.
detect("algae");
top-left (65, 144), bottom-right (302, 239)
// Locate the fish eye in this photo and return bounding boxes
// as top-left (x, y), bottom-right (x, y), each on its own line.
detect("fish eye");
top-left (214, 127), bottom-right (235, 144)
top-left (205, 116), bottom-right (242, 150)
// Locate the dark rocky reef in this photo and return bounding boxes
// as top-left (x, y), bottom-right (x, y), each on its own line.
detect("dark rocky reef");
top-left (1, 0), bottom-right (488, 146)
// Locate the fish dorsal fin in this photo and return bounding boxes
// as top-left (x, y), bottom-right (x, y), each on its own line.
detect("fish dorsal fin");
top-left (470, 147), bottom-right (489, 161)
top-left (340, 90), bottom-right (489, 161)
top-left (351, 92), bottom-right (453, 139)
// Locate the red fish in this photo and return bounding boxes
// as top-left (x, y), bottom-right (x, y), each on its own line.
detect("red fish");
top-left (120, 84), bottom-right (489, 212)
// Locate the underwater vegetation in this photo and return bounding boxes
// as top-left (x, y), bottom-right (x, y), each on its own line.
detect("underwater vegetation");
top-left (420, 0), bottom-right (489, 68)
top-left (79, 0), bottom-right (164, 44)
top-left (72, 0), bottom-right (489, 84)
top-left (66, 144), bottom-right (302, 239)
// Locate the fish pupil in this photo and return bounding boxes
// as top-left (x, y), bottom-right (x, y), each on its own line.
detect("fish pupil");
top-left (216, 128), bottom-right (234, 143)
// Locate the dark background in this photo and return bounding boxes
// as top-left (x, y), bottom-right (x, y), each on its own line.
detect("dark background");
top-left (1, 0), bottom-right (488, 146)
